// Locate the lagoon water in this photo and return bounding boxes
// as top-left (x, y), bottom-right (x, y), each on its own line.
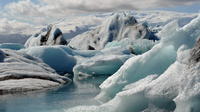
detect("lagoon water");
top-left (0, 77), bottom-right (107, 112)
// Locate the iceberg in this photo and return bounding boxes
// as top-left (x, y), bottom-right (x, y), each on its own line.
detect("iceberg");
top-left (20, 46), bottom-right (76, 74)
top-left (73, 54), bottom-right (131, 80)
top-left (0, 49), bottom-right (71, 94)
top-left (0, 10), bottom-right (199, 111)
top-left (65, 15), bottom-right (200, 112)
top-left (69, 12), bottom-right (158, 50)
top-left (97, 14), bottom-right (200, 102)
top-left (93, 44), bottom-right (199, 112)
top-left (25, 25), bottom-right (67, 48)
top-left (72, 38), bottom-right (156, 80)
top-left (22, 43), bottom-right (137, 76)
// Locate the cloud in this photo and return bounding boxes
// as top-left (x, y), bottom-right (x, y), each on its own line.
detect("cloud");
top-left (0, 18), bottom-right (39, 34)
top-left (54, 15), bottom-right (105, 33)
top-left (1, 0), bottom-right (199, 34)
top-left (3, 0), bottom-right (200, 25)
top-left (4, 0), bottom-right (200, 19)
top-left (5, 0), bottom-right (42, 17)
top-left (0, 12), bottom-right (105, 35)
top-left (41, 0), bottom-right (200, 12)
top-left (3, 0), bottom-right (50, 25)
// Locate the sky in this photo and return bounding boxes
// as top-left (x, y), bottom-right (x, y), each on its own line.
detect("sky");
top-left (0, 0), bottom-right (200, 34)
top-left (155, 3), bottom-right (200, 13)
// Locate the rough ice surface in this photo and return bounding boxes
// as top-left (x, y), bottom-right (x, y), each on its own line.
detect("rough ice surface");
top-left (69, 12), bottom-right (158, 50)
top-left (20, 46), bottom-right (76, 74)
top-left (97, 44), bottom-right (177, 102)
top-left (97, 14), bottom-right (200, 102)
top-left (0, 79), bottom-right (60, 94)
top-left (65, 15), bottom-right (200, 112)
top-left (0, 49), bottom-right (71, 94)
top-left (25, 25), bottom-right (67, 48)
top-left (0, 43), bottom-right (25, 50)
top-left (100, 46), bottom-right (200, 112)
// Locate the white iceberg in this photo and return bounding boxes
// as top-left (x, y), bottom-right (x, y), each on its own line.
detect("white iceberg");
top-left (97, 14), bottom-right (200, 102)
top-left (73, 54), bottom-right (132, 80)
top-left (65, 14), bottom-right (200, 112)
top-left (91, 45), bottom-right (199, 112)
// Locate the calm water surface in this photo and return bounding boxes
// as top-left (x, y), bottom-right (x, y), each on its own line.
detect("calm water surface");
top-left (0, 76), bottom-right (107, 112)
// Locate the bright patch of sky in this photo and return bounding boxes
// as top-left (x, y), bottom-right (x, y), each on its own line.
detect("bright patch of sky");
top-left (0, 0), bottom-right (38, 7)
top-left (155, 3), bottom-right (200, 13)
